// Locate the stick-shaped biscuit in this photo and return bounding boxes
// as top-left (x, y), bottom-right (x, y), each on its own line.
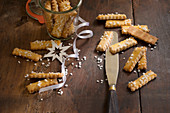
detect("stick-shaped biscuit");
top-left (67, 23), bottom-right (75, 36)
top-left (127, 26), bottom-right (158, 45)
top-left (123, 47), bottom-right (145, 72)
top-left (30, 40), bottom-right (61, 50)
top-left (96, 31), bottom-right (114, 52)
top-left (128, 70), bottom-right (157, 91)
top-left (26, 79), bottom-right (58, 93)
top-left (121, 25), bottom-right (149, 34)
top-left (51, 0), bottom-right (74, 38)
top-left (44, 0), bottom-right (53, 33)
top-left (51, 15), bottom-right (70, 38)
top-left (12, 48), bottom-right (42, 62)
top-left (62, 16), bottom-right (76, 38)
top-left (109, 37), bottom-right (138, 54)
top-left (58, 0), bottom-right (72, 11)
top-left (59, 0), bottom-right (77, 38)
top-left (28, 72), bottom-right (64, 78)
top-left (51, 0), bottom-right (59, 12)
top-left (105, 19), bottom-right (132, 28)
top-left (138, 47), bottom-right (147, 70)
top-left (96, 13), bottom-right (127, 20)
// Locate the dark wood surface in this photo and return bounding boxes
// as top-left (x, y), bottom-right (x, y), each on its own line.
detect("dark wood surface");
top-left (0, 0), bottom-right (169, 113)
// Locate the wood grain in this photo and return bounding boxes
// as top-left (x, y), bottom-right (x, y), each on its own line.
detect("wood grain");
top-left (0, 0), bottom-right (169, 113)
top-left (133, 0), bottom-right (170, 113)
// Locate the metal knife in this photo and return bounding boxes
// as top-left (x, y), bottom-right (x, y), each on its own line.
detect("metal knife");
top-left (105, 31), bottom-right (119, 113)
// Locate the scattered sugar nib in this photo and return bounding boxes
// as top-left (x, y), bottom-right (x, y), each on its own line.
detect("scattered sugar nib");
top-left (97, 57), bottom-right (103, 63)
top-left (64, 84), bottom-right (68, 88)
top-left (71, 62), bottom-right (74, 66)
top-left (83, 56), bottom-right (86, 61)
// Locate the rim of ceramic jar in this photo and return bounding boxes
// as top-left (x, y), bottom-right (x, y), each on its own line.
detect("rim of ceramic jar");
top-left (39, 0), bottom-right (82, 14)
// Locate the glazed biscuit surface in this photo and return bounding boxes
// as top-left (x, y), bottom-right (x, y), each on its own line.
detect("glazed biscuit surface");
top-left (105, 19), bottom-right (132, 28)
top-left (138, 47), bottom-right (147, 70)
top-left (96, 31), bottom-right (114, 52)
top-left (12, 48), bottom-right (42, 62)
top-left (29, 72), bottom-right (64, 78)
top-left (127, 26), bottom-right (158, 45)
top-left (30, 40), bottom-right (61, 50)
top-left (128, 70), bottom-right (157, 91)
top-left (121, 25), bottom-right (149, 34)
top-left (96, 13), bottom-right (127, 20)
top-left (123, 47), bottom-right (145, 72)
top-left (26, 79), bottom-right (58, 93)
top-left (109, 37), bottom-right (138, 54)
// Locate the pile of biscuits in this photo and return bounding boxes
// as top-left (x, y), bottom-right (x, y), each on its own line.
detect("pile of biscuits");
top-left (96, 13), bottom-right (158, 92)
top-left (44, 0), bottom-right (77, 38)
top-left (12, 40), bottom-right (64, 93)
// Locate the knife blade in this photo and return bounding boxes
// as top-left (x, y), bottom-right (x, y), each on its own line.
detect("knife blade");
top-left (105, 31), bottom-right (119, 113)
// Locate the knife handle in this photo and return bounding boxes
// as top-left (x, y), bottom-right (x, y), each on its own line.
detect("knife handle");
top-left (108, 85), bottom-right (119, 113)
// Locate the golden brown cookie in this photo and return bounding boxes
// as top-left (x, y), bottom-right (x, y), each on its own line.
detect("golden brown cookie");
top-left (12, 48), bottom-right (42, 62)
top-left (96, 31), bottom-right (114, 52)
top-left (30, 40), bottom-right (61, 50)
top-left (127, 26), bottom-right (158, 45)
top-left (96, 13), bottom-right (127, 20)
top-left (26, 79), bottom-right (58, 93)
top-left (109, 37), bottom-right (138, 54)
top-left (123, 47), bottom-right (145, 72)
top-left (51, 0), bottom-right (59, 12)
top-left (44, 0), bottom-right (53, 33)
top-left (105, 19), bottom-right (132, 28)
top-left (128, 70), bottom-right (157, 91)
top-left (121, 25), bottom-right (149, 34)
top-left (59, 0), bottom-right (77, 38)
top-left (138, 47), bottom-right (147, 70)
top-left (28, 72), bottom-right (64, 78)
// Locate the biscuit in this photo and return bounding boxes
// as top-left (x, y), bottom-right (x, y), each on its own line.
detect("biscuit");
top-left (51, 15), bottom-right (70, 38)
top-left (51, 0), bottom-right (59, 12)
top-left (28, 72), bottom-right (64, 78)
top-left (58, 0), bottom-right (72, 12)
top-left (26, 79), bottom-right (58, 93)
top-left (127, 26), bottom-right (158, 45)
top-left (123, 47), bottom-right (145, 72)
top-left (96, 31), bottom-right (114, 52)
top-left (96, 13), bottom-right (127, 20)
top-left (105, 19), bottom-right (132, 28)
top-left (128, 70), bottom-right (157, 91)
top-left (62, 16), bottom-right (76, 38)
top-left (44, 0), bottom-right (53, 33)
top-left (138, 47), bottom-right (147, 70)
top-left (30, 40), bottom-right (61, 50)
top-left (109, 37), bottom-right (137, 54)
top-left (59, 0), bottom-right (77, 38)
top-left (12, 48), bottom-right (42, 62)
top-left (121, 25), bottom-right (149, 34)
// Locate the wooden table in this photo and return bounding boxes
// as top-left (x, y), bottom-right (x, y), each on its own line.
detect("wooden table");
top-left (0, 0), bottom-right (169, 113)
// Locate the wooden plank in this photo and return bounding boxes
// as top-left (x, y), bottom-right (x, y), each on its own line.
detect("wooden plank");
top-left (133, 0), bottom-right (170, 113)
top-left (0, 0), bottom-right (141, 113)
